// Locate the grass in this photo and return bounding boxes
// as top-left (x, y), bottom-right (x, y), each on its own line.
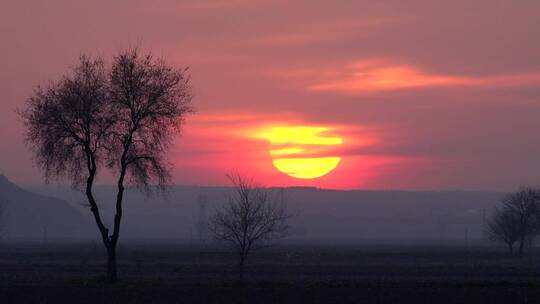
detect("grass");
top-left (0, 241), bottom-right (539, 303)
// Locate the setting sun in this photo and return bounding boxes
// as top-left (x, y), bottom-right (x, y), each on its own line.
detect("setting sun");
top-left (272, 157), bottom-right (341, 179)
top-left (256, 126), bottom-right (343, 179)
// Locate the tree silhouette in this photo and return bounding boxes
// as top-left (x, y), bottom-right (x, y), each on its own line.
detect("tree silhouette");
top-left (20, 49), bottom-right (193, 283)
top-left (487, 186), bottom-right (540, 257)
top-left (503, 187), bottom-right (540, 257)
top-left (486, 207), bottom-right (520, 255)
top-left (208, 173), bottom-right (291, 281)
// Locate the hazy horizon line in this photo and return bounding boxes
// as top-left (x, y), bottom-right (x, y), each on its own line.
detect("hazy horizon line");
top-left (22, 182), bottom-right (507, 194)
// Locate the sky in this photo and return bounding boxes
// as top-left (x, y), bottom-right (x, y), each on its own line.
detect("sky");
top-left (1, 0), bottom-right (539, 190)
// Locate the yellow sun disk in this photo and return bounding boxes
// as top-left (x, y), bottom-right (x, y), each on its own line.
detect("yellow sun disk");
top-left (254, 125), bottom-right (343, 179)
top-left (272, 157), bottom-right (341, 179)
top-left (270, 147), bottom-right (305, 156)
top-left (262, 127), bottom-right (343, 145)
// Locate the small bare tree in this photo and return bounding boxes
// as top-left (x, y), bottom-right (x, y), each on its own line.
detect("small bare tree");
top-left (209, 174), bottom-right (290, 281)
top-left (495, 186), bottom-right (540, 257)
top-left (486, 207), bottom-right (520, 255)
top-left (20, 49), bottom-right (193, 283)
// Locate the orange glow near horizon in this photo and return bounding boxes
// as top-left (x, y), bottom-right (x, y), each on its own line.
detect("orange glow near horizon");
top-left (255, 126), bottom-right (343, 179)
top-left (171, 113), bottom-right (401, 189)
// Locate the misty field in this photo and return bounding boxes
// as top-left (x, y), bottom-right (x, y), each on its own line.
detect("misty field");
top-left (1, 241), bottom-right (540, 303)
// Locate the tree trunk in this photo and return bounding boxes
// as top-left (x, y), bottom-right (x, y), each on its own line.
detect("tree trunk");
top-left (508, 243), bottom-right (514, 255)
top-left (238, 254), bottom-right (245, 283)
top-left (107, 244), bottom-right (118, 284)
top-left (519, 236), bottom-right (525, 258)
top-left (84, 162), bottom-right (119, 284)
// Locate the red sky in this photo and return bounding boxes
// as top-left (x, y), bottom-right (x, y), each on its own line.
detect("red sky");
top-left (1, 0), bottom-right (540, 190)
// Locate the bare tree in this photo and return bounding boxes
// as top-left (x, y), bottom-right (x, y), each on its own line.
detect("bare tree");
top-left (486, 207), bottom-right (520, 255)
top-left (20, 49), bottom-right (193, 283)
top-left (208, 174), bottom-right (291, 281)
top-left (103, 49), bottom-right (193, 282)
top-left (498, 186), bottom-right (540, 257)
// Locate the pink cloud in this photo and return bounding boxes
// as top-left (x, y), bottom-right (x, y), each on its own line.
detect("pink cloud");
top-left (255, 17), bottom-right (411, 47)
top-left (271, 59), bottom-right (540, 94)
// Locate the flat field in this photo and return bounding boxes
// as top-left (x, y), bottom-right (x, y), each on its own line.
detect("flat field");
top-left (1, 241), bottom-right (539, 303)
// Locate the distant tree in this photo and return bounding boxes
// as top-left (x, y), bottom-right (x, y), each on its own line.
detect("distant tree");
top-left (485, 207), bottom-right (520, 255)
top-left (20, 49), bottom-right (193, 283)
top-left (208, 174), bottom-right (291, 281)
top-left (489, 186), bottom-right (540, 257)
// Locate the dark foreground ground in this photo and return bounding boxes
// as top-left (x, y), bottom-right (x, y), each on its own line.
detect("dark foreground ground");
top-left (1, 241), bottom-right (540, 303)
